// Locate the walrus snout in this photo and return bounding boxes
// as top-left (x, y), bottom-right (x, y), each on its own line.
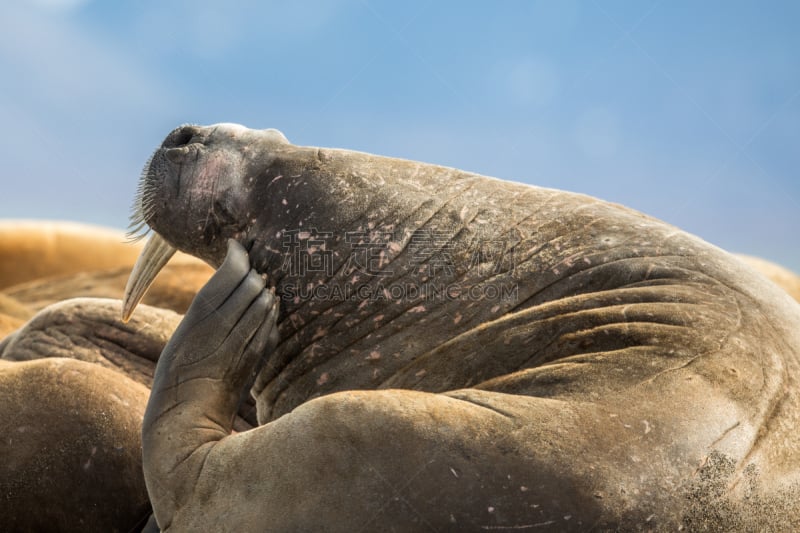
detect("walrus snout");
top-left (162, 125), bottom-right (204, 164)
top-left (124, 123), bottom-right (263, 321)
top-left (162, 124), bottom-right (201, 149)
top-left (123, 123), bottom-right (293, 322)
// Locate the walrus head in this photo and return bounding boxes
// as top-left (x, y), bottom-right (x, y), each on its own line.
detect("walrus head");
top-left (123, 123), bottom-right (290, 321)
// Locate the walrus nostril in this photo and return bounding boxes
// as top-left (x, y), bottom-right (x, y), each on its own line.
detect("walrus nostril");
top-left (162, 125), bottom-right (198, 149)
top-left (165, 147), bottom-right (190, 164)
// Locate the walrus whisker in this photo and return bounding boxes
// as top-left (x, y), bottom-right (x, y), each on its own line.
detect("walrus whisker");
top-left (126, 149), bottom-right (160, 242)
top-left (125, 223), bottom-right (151, 243)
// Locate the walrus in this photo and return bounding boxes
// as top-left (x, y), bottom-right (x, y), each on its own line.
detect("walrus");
top-left (0, 357), bottom-right (151, 532)
top-left (0, 220), bottom-right (214, 313)
top-left (0, 299), bottom-right (260, 532)
top-left (736, 254), bottom-right (800, 303)
top-left (0, 242), bottom-right (236, 532)
top-left (0, 220), bottom-right (213, 340)
top-left (0, 297), bottom-right (260, 424)
top-left (0, 221), bottom-right (144, 290)
top-left (0, 256), bottom-right (212, 316)
top-left (0, 300), bottom-right (181, 533)
top-left (126, 123), bottom-right (800, 531)
top-left (0, 293), bottom-right (32, 338)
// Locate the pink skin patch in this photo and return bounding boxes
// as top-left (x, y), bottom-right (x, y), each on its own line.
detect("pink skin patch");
top-left (408, 305), bottom-right (426, 313)
top-left (563, 254), bottom-right (580, 268)
top-left (82, 446), bottom-right (98, 471)
top-left (191, 154), bottom-right (227, 197)
top-left (316, 372), bottom-right (330, 386)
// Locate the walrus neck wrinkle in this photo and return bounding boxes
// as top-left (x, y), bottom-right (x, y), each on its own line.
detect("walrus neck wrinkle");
top-left (250, 146), bottom-right (682, 423)
top-left (251, 146), bottom-right (529, 421)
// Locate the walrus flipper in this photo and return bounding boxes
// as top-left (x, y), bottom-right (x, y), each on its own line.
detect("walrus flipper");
top-left (140, 242), bottom-right (789, 531)
top-left (142, 239), bottom-right (278, 529)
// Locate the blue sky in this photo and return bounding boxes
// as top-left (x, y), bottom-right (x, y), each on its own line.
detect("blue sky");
top-left (1, 0), bottom-right (798, 270)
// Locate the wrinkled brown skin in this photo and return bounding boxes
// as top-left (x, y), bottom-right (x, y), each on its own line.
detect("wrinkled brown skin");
top-left (0, 220), bottom-right (213, 339)
top-left (2, 261), bottom-right (213, 315)
top-left (0, 295), bottom-right (250, 530)
top-left (0, 223), bottom-right (213, 531)
top-left (140, 124), bottom-right (800, 531)
top-left (0, 293), bottom-right (31, 338)
top-left (0, 298), bottom-right (259, 423)
top-left (736, 253), bottom-right (800, 303)
top-left (0, 221), bottom-right (143, 290)
top-left (0, 300), bottom-right (180, 533)
top-left (1, 298), bottom-right (182, 386)
top-left (0, 357), bottom-right (151, 532)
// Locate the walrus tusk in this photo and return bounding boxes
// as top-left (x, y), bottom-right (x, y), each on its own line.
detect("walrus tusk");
top-left (122, 232), bottom-right (176, 322)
